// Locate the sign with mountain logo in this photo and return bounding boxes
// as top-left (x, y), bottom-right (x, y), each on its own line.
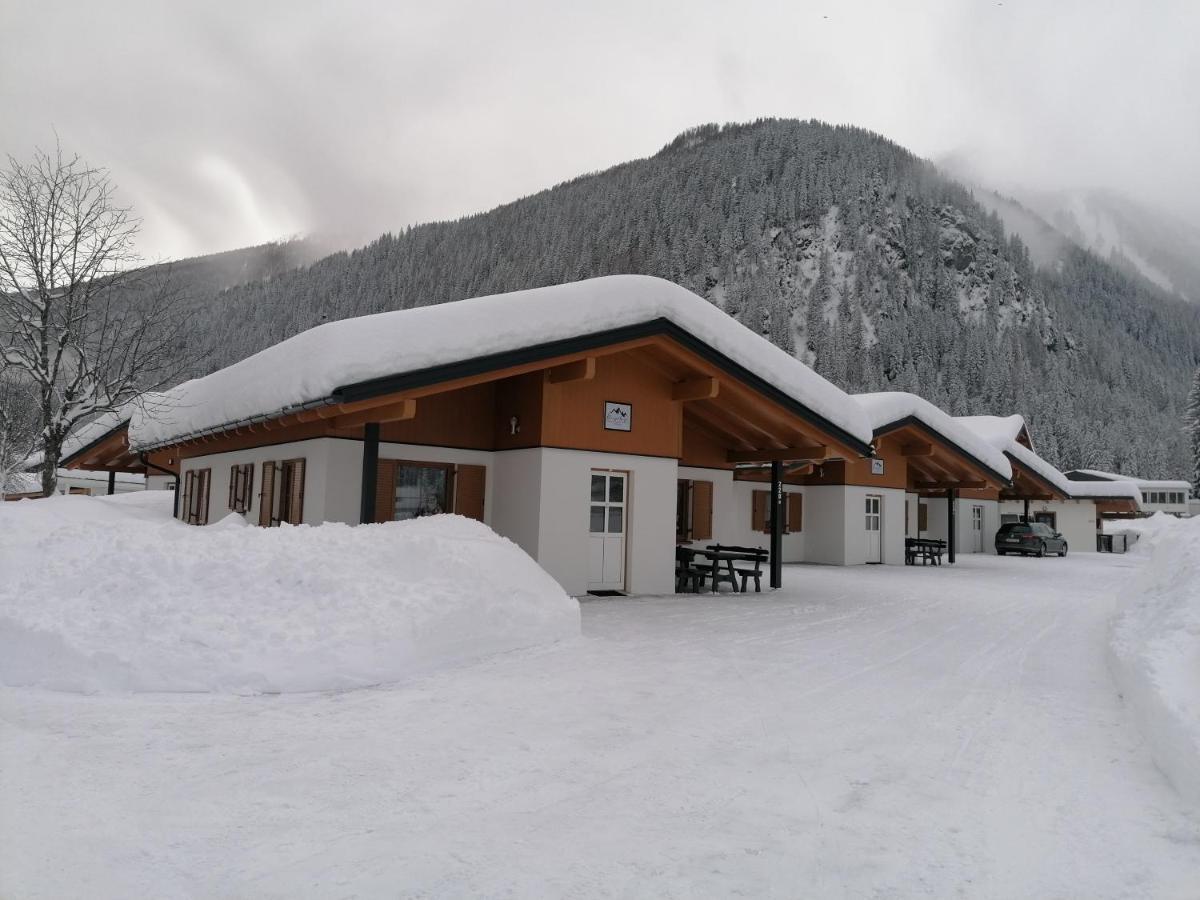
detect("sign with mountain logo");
top-left (604, 401), bottom-right (632, 432)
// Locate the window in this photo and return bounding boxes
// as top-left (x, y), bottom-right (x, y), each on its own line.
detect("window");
top-left (278, 459), bottom-right (305, 525)
top-left (181, 468), bottom-right (211, 525)
top-left (676, 479), bottom-right (713, 542)
top-left (751, 489), bottom-right (799, 534)
top-left (228, 463), bottom-right (254, 514)
top-left (918, 503), bottom-right (929, 533)
top-left (395, 462), bottom-right (451, 521)
top-left (68, 486), bottom-right (91, 496)
top-left (373, 460), bottom-right (486, 523)
top-left (258, 461), bottom-right (277, 526)
top-left (1033, 511), bottom-right (1057, 530)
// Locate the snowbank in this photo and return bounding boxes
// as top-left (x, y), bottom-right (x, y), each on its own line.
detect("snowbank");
top-left (0, 495), bottom-right (578, 693)
top-left (129, 275), bottom-right (874, 450)
top-left (1108, 514), bottom-right (1200, 803)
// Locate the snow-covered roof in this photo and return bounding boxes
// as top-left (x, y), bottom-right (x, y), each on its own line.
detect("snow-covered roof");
top-left (28, 408), bottom-right (132, 471)
top-left (954, 415), bottom-right (1030, 450)
top-left (955, 413), bottom-right (1073, 495)
top-left (1062, 480), bottom-right (1142, 502)
top-left (1067, 469), bottom-right (1191, 492)
top-left (129, 275), bottom-right (875, 450)
top-left (853, 393), bottom-right (1012, 480)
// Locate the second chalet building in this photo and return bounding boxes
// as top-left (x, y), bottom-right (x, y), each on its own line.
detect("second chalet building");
top-left (65, 275), bottom-right (1140, 593)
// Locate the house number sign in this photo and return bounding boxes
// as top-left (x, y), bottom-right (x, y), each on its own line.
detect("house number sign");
top-left (604, 401), bottom-right (632, 432)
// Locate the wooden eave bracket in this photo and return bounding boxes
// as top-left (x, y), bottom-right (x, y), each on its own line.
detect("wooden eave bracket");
top-left (333, 398), bottom-right (417, 429)
top-left (914, 479), bottom-right (987, 490)
top-left (672, 376), bottom-right (720, 402)
top-left (546, 357), bottom-right (597, 384)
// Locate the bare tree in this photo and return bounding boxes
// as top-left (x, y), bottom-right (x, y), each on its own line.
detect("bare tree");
top-left (0, 368), bottom-right (39, 497)
top-left (0, 143), bottom-right (198, 494)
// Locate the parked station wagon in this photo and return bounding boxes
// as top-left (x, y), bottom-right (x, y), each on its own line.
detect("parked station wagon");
top-left (995, 522), bottom-right (1068, 557)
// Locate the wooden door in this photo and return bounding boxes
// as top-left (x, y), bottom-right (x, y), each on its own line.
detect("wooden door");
top-left (865, 494), bottom-right (882, 563)
top-left (588, 470), bottom-right (627, 591)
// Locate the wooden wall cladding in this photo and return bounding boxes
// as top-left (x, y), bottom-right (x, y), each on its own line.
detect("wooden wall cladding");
top-left (540, 353), bottom-right (681, 458)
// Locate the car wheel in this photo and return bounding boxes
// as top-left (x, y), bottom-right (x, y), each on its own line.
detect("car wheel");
top-left (1060, 543), bottom-right (1068, 557)
top-left (1036, 542), bottom-right (1046, 558)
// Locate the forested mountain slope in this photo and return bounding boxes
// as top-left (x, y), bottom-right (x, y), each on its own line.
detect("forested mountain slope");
top-left (179, 119), bottom-right (1200, 476)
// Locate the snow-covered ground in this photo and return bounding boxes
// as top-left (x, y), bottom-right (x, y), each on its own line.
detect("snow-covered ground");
top-left (3, 551), bottom-right (1199, 897)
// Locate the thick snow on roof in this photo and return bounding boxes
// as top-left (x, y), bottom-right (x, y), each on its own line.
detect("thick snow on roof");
top-left (953, 414), bottom-right (1127, 501)
top-left (1070, 469), bottom-right (1191, 491)
top-left (1064, 479), bottom-right (1142, 501)
top-left (26, 408), bottom-right (131, 471)
top-left (954, 415), bottom-right (1028, 449)
top-left (853, 392), bottom-right (1012, 480)
top-left (129, 276), bottom-right (874, 450)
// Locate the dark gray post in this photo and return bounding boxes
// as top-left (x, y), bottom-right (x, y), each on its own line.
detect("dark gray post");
top-left (107, 471), bottom-right (116, 495)
top-left (947, 488), bottom-right (957, 564)
top-left (1023, 498), bottom-right (1030, 523)
top-left (770, 460), bottom-right (783, 589)
top-left (360, 422), bottom-right (380, 524)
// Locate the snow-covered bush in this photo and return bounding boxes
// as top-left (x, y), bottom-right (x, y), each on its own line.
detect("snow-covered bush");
top-left (1108, 514), bottom-right (1200, 803)
top-left (0, 494), bottom-right (578, 693)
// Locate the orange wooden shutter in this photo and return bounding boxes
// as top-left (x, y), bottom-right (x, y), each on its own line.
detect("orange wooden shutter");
top-left (375, 460), bottom-right (396, 522)
top-left (258, 461), bottom-right (276, 527)
top-left (181, 470), bottom-right (193, 523)
top-left (198, 469), bottom-right (211, 525)
top-left (691, 480), bottom-right (713, 540)
top-left (453, 465), bottom-right (486, 522)
top-left (787, 493), bottom-right (803, 533)
top-left (286, 459), bottom-right (305, 524)
top-left (243, 464), bottom-right (254, 513)
top-left (918, 503), bottom-right (928, 533)
top-left (752, 489), bottom-right (769, 533)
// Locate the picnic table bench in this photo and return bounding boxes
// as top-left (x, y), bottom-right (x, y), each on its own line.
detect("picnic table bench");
top-left (905, 537), bottom-right (945, 566)
top-left (676, 544), bottom-right (769, 593)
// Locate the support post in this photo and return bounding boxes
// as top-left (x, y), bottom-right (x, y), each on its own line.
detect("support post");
top-left (1023, 498), bottom-right (1030, 523)
top-left (947, 489), bottom-right (957, 564)
top-left (107, 471), bottom-right (116, 495)
top-left (770, 460), bottom-right (783, 589)
top-left (360, 422), bottom-right (380, 524)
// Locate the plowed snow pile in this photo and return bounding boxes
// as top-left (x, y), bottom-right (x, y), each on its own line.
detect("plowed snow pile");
top-left (1109, 514), bottom-right (1200, 803)
top-left (0, 493), bottom-right (578, 693)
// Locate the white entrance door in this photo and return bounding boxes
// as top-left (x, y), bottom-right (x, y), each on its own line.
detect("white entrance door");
top-left (588, 471), bottom-right (627, 591)
top-left (972, 505), bottom-right (984, 553)
top-left (865, 494), bottom-right (882, 564)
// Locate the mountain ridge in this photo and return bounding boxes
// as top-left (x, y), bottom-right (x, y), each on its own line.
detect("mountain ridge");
top-left (156, 118), bottom-right (1200, 477)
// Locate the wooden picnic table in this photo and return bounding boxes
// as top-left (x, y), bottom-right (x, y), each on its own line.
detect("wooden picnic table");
top-left (694, 548), bottom-right (760, 592)
top-left (905, 537), bottom-right (946, 566)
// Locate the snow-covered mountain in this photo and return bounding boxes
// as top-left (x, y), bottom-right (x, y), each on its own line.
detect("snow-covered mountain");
top-left (153, 119), bottom-right (1200, 478)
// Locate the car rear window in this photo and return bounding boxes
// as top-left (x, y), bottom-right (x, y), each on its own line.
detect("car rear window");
top-left (999, 523), bottom-right (1031, 534)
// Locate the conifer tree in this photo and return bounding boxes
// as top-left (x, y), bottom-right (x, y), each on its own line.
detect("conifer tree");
top-left (1185, 366), bottom-right (1200, 496)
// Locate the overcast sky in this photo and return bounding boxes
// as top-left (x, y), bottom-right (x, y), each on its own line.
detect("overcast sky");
top-left (3, 0), bottom-right (1197, 262)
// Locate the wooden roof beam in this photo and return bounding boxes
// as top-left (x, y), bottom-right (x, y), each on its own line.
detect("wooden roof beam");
top-left (901, 441), bottom-right (933, 457)
top-left (914, 479), bottom-right (987, 490)
top-left (333, 398), bottom-right (417, 429)
top-left (672, 376), bottom-right (720, 402)
top-left (727, 445), bottom-right (829, 463)
top-left (546, 357), bottom-right (596, 384)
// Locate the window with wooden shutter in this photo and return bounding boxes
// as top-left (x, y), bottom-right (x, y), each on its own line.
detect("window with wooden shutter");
top-left (453, 464), bottom-right (486, 522)
top-left (258, 461), bottom-right (276, 527)
top-left (278, 458), bottom-right (305, 525)
top-left (918, 502), bottom-right (928, 533)
top-left (228, 463), bottom-right (254, 514)
top-left (183, 468), bottom-right (211, 525)
top-left (676, 480), bottom-right (691, 542)
top-left (786, 493), bottom-right (803, 533)
top-left (374, 459), bottom-right (397, 522)
top-left (691, 480), bottom-right (713, 540)
top-left (752, 489), bottom-right (769, 533)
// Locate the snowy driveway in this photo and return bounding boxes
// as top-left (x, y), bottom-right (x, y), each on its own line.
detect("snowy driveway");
top-left (3, 554), bottom-right (1199, 898)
